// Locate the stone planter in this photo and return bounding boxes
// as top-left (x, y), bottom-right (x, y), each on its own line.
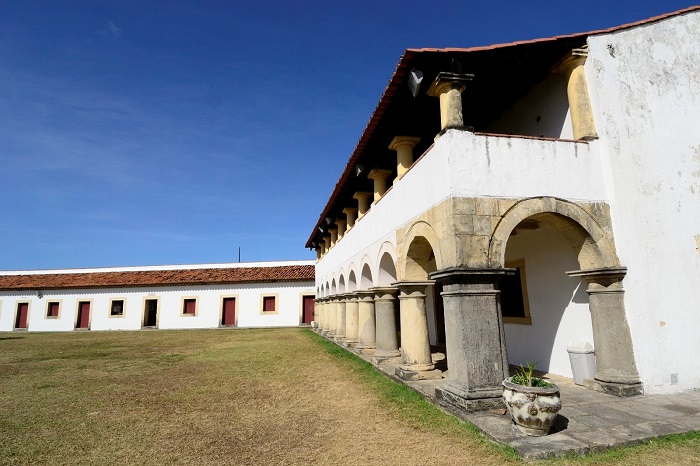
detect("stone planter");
top-left (502, 377), bottom-right (562, 436)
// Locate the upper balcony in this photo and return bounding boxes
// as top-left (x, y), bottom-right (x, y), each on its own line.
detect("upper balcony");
top-left (307, 35), bottom-right (608, 260)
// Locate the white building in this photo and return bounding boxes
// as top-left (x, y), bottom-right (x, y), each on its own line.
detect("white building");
top-left (0, 261), bottom-right (315, 332)
top-left (308, 6), bottom-right (700, 410)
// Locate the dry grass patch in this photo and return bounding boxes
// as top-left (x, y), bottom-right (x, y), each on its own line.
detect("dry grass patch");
top-left (0, 329), bottom-right (697, 465)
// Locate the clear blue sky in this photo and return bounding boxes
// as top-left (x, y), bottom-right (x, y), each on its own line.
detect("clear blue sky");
top-left (0, 1), bottom-right (693, 270)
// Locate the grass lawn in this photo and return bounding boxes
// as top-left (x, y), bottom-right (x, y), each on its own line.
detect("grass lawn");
top-left (0, 328), bottom-right (697, 465)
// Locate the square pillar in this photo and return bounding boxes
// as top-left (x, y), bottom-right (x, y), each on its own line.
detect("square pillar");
top-left (430, 268), bottom-right (511, 412)
top-left (568, 268), bottom-right (642, 396)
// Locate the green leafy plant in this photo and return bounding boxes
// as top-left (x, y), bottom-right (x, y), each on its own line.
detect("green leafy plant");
top-left (510, 362), bottom-right (555, 388)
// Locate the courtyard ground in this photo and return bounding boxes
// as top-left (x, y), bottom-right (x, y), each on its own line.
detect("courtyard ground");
top-left (0, 328), bottom-right (697, 465)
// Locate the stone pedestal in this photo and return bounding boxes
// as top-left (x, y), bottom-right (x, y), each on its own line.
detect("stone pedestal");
top-left (344, 293), bottom-right (359, 347)
top-left (430, 268), bottom-right (511, 411)
top-left (371, 287), bottom-right (401, 363)
top-left (568, 268), bottom-right (642, 396)
top-left (356, 291), bottom-right (376, 352)
top-left (395, 282), bottom-right (442, 381)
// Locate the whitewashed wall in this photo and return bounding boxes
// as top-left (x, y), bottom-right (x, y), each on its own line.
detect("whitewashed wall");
top-left (0, 282), bottom-right (314, 332)
top-left (503, 223), bottom-right (594, 378)
top-left (587, 12), bottom-right (700, 394)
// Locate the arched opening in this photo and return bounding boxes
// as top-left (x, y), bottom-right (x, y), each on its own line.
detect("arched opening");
top-left (377, 252), bottom-right (397, 286)
top-left (338, 275), bottom-right (346, 294)
top-left (360, 263), bottom-right (373, 289)
top-left (348, 270), bottom-right (357, 292)
top-left (501, 215), bottom-right (593, 377)
top-left (331, 279), bottom-right (337, 295)
top-left (403, 234), bottom-right (446, 368)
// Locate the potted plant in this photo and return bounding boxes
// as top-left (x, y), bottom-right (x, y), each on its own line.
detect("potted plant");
top-left (502, 363), bottom-right (562, 436)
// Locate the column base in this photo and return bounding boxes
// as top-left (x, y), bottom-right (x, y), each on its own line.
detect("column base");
top-left (435, 386), bottom-right (504, 413)
top-left (372, 350), bottom-right (401, 364)
top-left (584, 379), bottom-right (643, 397)
top-left (395, 367), bottom-right (443, 381)
top-left (343, 339), bottom-right (358, 348)
top-left (334, 335), bottom-right (346, 343)
top-left (356, 345), bottom-right (376, 355)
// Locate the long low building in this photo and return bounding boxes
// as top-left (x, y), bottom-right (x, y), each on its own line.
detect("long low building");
top-left (0, 261), bottom-right (315, 332)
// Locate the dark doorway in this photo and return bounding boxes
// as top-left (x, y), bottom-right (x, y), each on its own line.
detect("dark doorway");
top-left (302, 295), bottom-right (315, 324)
top-left (15, 303), bottom-right (28, 329)
top-left (433, 282), bottom-right (446, 345)
top-left (221, 297), bottom-right (236, 326)
top-left (76, 301), bottom-right (90, 329)
top-left (143, 299), bottom-right (158, 327)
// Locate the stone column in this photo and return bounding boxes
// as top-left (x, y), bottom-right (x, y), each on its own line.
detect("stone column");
top-left (327, 296), bottom-right (338, 338)
top-left (568, 268), bottom-right (642, 396)
top-left (370, 287), bottom-right (401, 363)
top-left (335, 219), bottom-right (347, 241)
top-left (427, 72), bottom-right (473, 131)
top-left (353, 192), bottom-right (372, 220)
top-left (323, 236), bottom-right (331, 252)
top-left (315, 248), bottom-right (322, 260)
top-left (394, 282), bottom-right (442, 380)
top-left (430, 268), bottom-right (510, 412)
top-left (554, 48), bottom-right (598, 140)
top-left (388, 136), bottom-right (420, 181)
top-left (344, 292), bottom-right (359, 347)
top-left (343, 207), bottom-right (358, 231)
top-left (356, 290), bottom-right (376, 352)
top-left (321, 297), bottom-right (331, 336)
top-left (319, 298), bottom-right (328, 335)
top-left (329, 229), bottom-right (338, 248)
top-left (334, 294), bottom-right (347, 343)
top-left (313, 299), bottom-right (319, 330)
top-left (367, 169), bottom-right (392, 205)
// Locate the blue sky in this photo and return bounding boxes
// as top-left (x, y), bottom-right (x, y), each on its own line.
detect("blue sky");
top-left (0, 1), bottom-right (693, 270)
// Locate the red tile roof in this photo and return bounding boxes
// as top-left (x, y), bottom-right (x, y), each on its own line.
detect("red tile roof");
top-left (305, 6), bottom-right (700, 248)
top-left (0, 265), bottom-right (315, 291)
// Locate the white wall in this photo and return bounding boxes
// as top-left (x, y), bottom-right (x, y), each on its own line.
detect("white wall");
top-left (0, 282), bottom-right (315, 332)
top-left (486, 72), bottom-right (573, 139)
top-left (587, 11), bottom-right (700, 393)
top-left (503, 223), bottom-right (593, 378)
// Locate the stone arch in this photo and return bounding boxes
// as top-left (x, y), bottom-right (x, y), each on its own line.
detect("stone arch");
top-left (348, 267), bottom-right (358, 292)
top-left (331, 278), bottom-right (337, 295)
top-left (359, 255), bottom-right (374, 290)
top-left (338, 270), bottom-right (346, 294)
top-left (399, 221), bottom-right (443, 281)
top-left (489, 197), bottom-right (620, 270)
top-left (376, 241), bottom-right (398, 286)
top-left (360, 262), bottom-right (374, 290)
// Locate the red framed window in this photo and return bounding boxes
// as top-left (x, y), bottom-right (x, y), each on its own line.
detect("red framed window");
top-left (262, 296), bottom-right (276, 312)
top-left (183, 298), bottom-right (197, 315)
top-left (47, 302), bottom-right (59, 318)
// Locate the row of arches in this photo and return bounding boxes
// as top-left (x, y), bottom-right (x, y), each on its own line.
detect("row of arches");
top-left (316, 197), bottom-right (642, 402)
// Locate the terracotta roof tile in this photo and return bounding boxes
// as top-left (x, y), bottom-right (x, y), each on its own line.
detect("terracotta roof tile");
top-left (305, 6), bottom-right (700, 248)
top-left (0, 265), bottom-right (315, 291)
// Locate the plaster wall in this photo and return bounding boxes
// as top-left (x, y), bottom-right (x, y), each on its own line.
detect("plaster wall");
top-left (503, 223), bottom-right (593, 378)
top-left (586, 12), bottom-right (700, 393)
top-left (317, 128), bottom-right (609, 283)
top-left (446, 131), bottom-right (608, 201)
top-left (0, 282), bottom-right (314, 332)
top-left (486, 72), bottom-right (573, 139)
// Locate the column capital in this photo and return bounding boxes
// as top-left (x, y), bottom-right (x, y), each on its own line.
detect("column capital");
top-left (344, 291), bottom-right (359, 301)
top-left (427, 72), bottom-right (473, 96)
top-left (367, 168), bottom-right (392, 181)
top-left (388, 135), bottom-right (420, 151)
top-left (567, 267), bottom-right (627, 293)
top-left (353, 191), bottom-right (372, 201)
top-left (322, 236), bottom-right (331, 250)
top-left (553, 47), bottom-right (589, 75)
top-left (342, 207), bottom-right (358, 215)
top-left (394, 281), bottom-right (434, 297)
top-left (356, 290), bottom-right (375, 300)
top-left (430, 267), bottom-right (514, 284)
top-left (370, 286), bottom-right (398, 300)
